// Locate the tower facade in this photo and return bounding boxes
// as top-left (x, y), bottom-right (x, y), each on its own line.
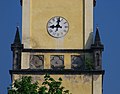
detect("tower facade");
top-left (10, 0), bottom-right (104, 94)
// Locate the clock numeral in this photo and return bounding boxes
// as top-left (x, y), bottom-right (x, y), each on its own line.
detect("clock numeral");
top-left (52, 18), bottom-right (55, 22)
top-left (61, 18), bottom-right (63, 22)
top-left (64, 22), bottom-right (67, 24)
top-left (61, 32), bottom-right (63, 35)
top-left (48, 21), bottom-right (52, 25)
top-left (57, 33), bottom-right (59, 36)
top-left (56, 17), bottom-right (60, 20)
top-left (53, 32), bottom-right (56, 35)
top-left (65, 26), bottom-right (68, 28)
top-left (49, 29), bottom-right (53, 33)
top-left (64, 30), bottom-right (67, 32)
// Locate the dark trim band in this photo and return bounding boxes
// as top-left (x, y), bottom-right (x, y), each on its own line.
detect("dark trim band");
top-left (10, 69), bottom-right (105, 75)
top-left (22, 49), bottom-right (93, 53)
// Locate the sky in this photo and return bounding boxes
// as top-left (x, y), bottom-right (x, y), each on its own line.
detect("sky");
top-left (0, 0), bottom-right (120, 94)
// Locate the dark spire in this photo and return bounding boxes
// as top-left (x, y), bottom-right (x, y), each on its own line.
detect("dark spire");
top-left (91, 27), bottom-right (104, 50)
top-left (91, 27), bottom-right (104, 70)
top-left (11, 26), bottom-right (23, 51)
top-left (13, 26), bottom-right (21, 45)
top-left (94, 27), bottom-right (101, 45)
top-left (20, 0), bottom-right (22, 6)
top-left (94, 0), bottom-right (96, 7)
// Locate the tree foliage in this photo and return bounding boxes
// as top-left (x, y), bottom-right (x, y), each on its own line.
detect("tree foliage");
top-left (8, 76), bottom-right (38, 94)
top-left (39, 74), bottom-right (71, 94)
top-left (85, 57), bottom-right (94, 70)
top-left (8, 74), bottom-right (71, 94)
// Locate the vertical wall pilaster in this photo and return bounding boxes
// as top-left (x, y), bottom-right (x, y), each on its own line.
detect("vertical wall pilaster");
top-left (84, 0), bottom-right (93, 48)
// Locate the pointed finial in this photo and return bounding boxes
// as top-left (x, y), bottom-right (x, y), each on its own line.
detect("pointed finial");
top-left (20, 0), bottom-right (22, 6)
top-left (13, 26), bottom-right (21, 45)
top-left (94, 26), bottom-right (101, 45)
top-left (11, 26), bottom-right (23, 51)
top-left (94, 0), bottom-right (96, 7)
top-left (91, 26), bottom-right (104, 50)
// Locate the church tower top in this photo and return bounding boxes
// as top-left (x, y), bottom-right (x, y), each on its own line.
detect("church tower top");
top-left (10, 0), bottom-right (105, 94)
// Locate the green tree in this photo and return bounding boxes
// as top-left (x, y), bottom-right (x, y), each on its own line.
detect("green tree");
top-left (85, 57), bottom-right (94, 70)
top-left (39, 74), bottom-right (71, 94)
top-left (8, 74), bottom-right (71, 94)
top-left (8, 76), bottom-right (38, 94)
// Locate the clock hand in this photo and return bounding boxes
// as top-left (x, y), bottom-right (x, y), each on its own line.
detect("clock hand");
top-left (49, 25), bottom-right (55, 29)
top-left (57, 17), bottom-right (61, 25)
top-left (50, 17), bottom-right (62, 32)
top-left (55, 24), bottom-right (62, 28)
top-left (55, 27), bottom-right (58, 32)
top-left (55, 25), bottom-right (62, 32)
top-left (55, 17), bottom-right (62, 30)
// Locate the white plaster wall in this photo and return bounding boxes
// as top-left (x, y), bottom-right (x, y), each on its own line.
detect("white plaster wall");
top-left (85, 0), bottom-right (93, 48)
top-left (93, 75), bottom-right (103, 94)
top-left (21, 0), bottom-right (30, 69)
top-left (22, 0), bottom-right (30, 48)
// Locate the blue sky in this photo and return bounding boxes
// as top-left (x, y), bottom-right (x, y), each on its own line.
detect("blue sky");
top-left (0, 0), bottom-right (120, 94)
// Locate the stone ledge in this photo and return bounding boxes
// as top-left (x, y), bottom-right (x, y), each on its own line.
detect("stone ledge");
top-left (9, 69), bottom-right (105, 75)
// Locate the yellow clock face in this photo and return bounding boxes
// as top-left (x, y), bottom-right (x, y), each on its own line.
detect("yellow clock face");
top-left (47, 16), bottom-right (69, 38)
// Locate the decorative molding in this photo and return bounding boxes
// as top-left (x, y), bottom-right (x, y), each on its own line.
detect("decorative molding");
top-left (71, 55), bottom-right (84, 70)
top-left (22, 49), bottom-right (93, 53)
top-left (29, 55), bottom-right (44, 69)
top-left (51, 55), bottom-right (64, 70)
top-left (9, 69), bottom-right (105, 75)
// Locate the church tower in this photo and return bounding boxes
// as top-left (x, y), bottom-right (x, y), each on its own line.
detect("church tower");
top-left (10, 0), bottom-right (104, 94)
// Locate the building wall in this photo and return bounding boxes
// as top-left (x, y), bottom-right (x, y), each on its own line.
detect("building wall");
top-left (30, 0), bottom-right (84, 49)
top-left (22, 0), bottom-right (93, 49)
top-left (18, 1), bottom-right (103, 94)
top-left (12, 74), bottom-right (103, 94)
top-left (21, 52), bottom-right (81, 69)
top-left (21, 0), bottom-right (93, 69)
top-left (93, 75), bottom-right (103, 94)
